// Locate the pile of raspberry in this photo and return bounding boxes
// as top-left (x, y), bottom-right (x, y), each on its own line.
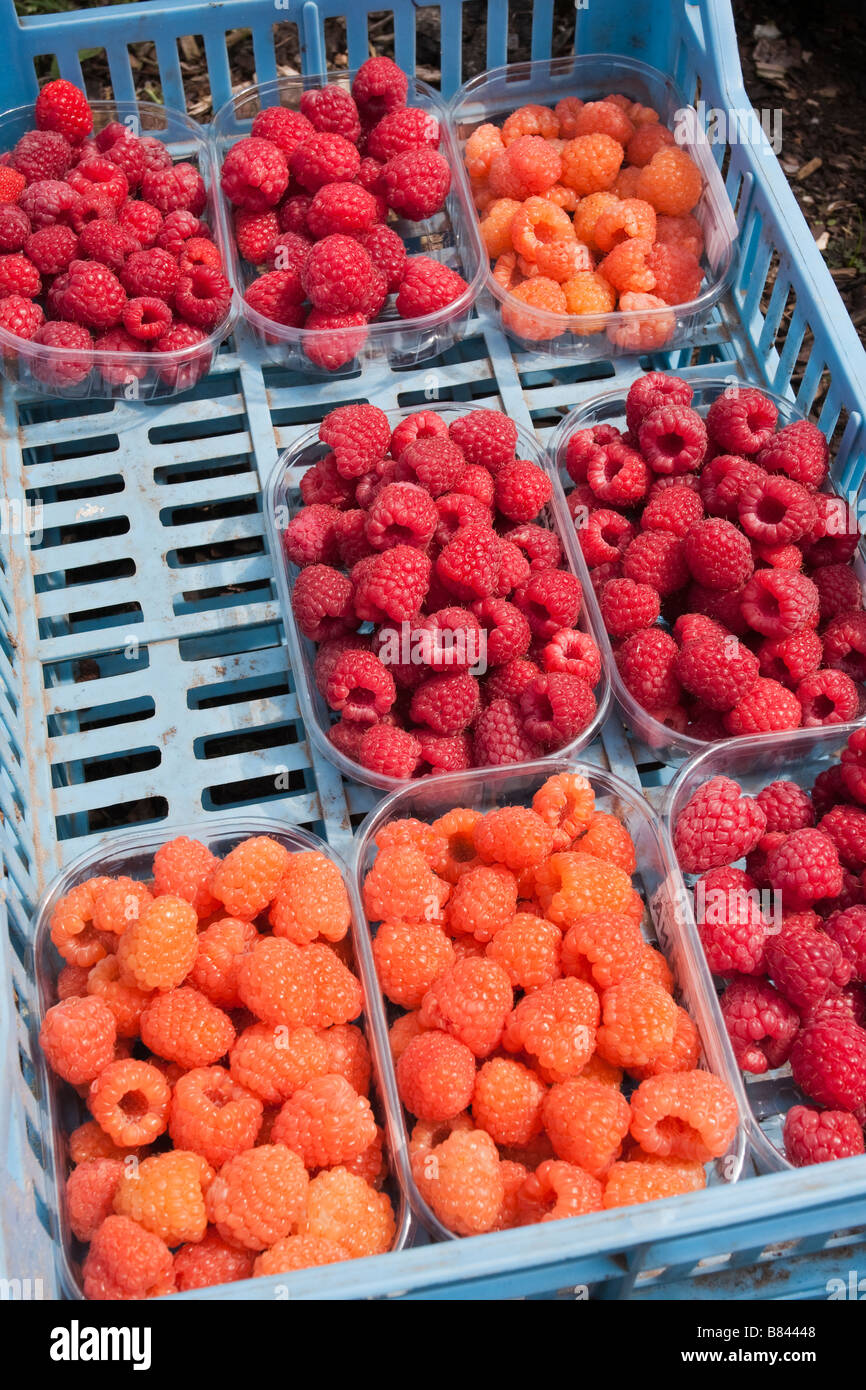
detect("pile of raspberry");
top-left (466, 96), bottom-right (706, 348)
top-left (566, 371), bottom-right (864, 740)
top-left (673, 739), bottom-right (866, 1168)
top-left (285, 401), bottom-right (602, 778)
top-left (364, 771), bottom-right (739, 1234)
top-left (0, 78), bottom-right (231, 391)
top-left (221, 56), bottom-right (468, 372)
top-left (38, 832), bottom-right (397, 1298)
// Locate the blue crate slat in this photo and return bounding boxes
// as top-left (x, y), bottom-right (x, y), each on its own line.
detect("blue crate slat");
top-left (1, 0), bottom-right (866, 1301)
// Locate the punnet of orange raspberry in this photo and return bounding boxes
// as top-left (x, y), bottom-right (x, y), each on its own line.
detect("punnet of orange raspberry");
top-left (463, 92), bottom-right (710, 346)
top-left (283, 402), bottom-right (603, 781)
top-left (37, 830), bottom-right (398, 1298)
top-left (220, 57), bottom-right (471, 370)
top-left (561, 371), bottom-right (863, 745)
top-left (362, 769), bottom-right (739, 1235)
top-left (673, 730), bottom-right (866, 1169)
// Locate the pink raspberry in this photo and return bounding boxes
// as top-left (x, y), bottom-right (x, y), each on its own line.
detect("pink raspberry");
top-left (616, 627), bottom-right (681, 709)
top-left (357, 723), bottom-right (420, 778)
top-left (757, 781), bottom-right (815, 834)
top-left (290, 132), bottom-right (360, 193)
top-left (299, 88), bottom-right (361, 143)
top-left (473, 697), bottom-right (539, 766)
top-left (673, 775), bottom-right (767, 873)
top-left (790, 1016), bottom-right (866, 1111)
top-left (382, 148), bottom-right (450, 220)
top-left (599, 577), bottom-right (660, 638)
top-left (352, 546), bottom-right (431, 624)
top-left (719, 976), bottom-right (800, 1072)
top-left (291, 563), bottom-right (357, 641)
top-left (756, 419), bottom-right (829, 490)
top-left (823, 611), bottom-right (866, 681)
top-left (638, 404), bottom-right (707, 474)
top-left (798, 669), bottom-right (860, 727)
top-left (724, 677), bottom-right (803, 735)
top-left (706, 388), bottom-right (778, 454)
top-left (783, 1105), bottom-right (865, 1166)
top-left (757, 628), bottom-right (822, 686)
top-left (740, 569), bottom-right (819, 639)
top-left (682, 517), bottom-right (753, 591)
top-left (352, 56), bottom-right (409, 125)
top-left (765, 915), bottom-right (851, 1009)
top-left (675, 635), bottom-right (760, 711)
top-left (518, 671), bottom-right (596, 747)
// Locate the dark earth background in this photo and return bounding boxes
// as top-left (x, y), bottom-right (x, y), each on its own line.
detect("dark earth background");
top-left (14, 0), bottom-right (866, 341)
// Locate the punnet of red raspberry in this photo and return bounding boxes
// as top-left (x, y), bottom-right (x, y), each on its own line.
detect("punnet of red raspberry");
top-left (766, 828), bottom-right (844, 911)
top-left (675, 635), bottom-right (759, 712)
top-left (706, 387), bottom-right (778, 454)
top-left (36, 79), bottom-right (93, 144)
top-left (756, 419), bottom-right (829, 490)
top-left (790, 1016), bottom-right (866, 1111)
top-left (221, 136), bottom-right (288, 210)
top-left (720, 975), bottom-right (799, 1072)
top-left (783, 1104), bottom-right (865, 1166)
top-left (674, 776), bottom-right (767, 873)
top-left (765, 917), bottom-right (851, 1012)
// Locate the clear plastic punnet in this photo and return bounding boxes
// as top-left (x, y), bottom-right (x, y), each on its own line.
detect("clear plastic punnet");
top-left (211, 74), bottom-right (487, 375)
top-left (662, 725), bottom-right (857, 1172)
top-left (447, 54), bottom-right (737, 360)
top-left (547, 374), bottom-right (866, 765)
top-left (32, 816), bottom-right (412, 1299)
top-left (350, 756), bottom-right (749, 1240)
top-left (263, 404), bottom-right (613, 793)
top-left (0, 101), bottom-right (236, 400)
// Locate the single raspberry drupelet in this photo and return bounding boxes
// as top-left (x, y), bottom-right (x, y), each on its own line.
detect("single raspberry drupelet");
top-left (783, 1104), bottom-right (865, 1166)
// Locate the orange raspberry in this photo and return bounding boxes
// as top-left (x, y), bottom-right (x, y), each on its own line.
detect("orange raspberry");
top-left (68, 1119), bottom-right (141, 1164)
top-left (493, 248), bottom-right (520, 291)
top-left (40, 994), bottom-right (116, 1084)
top-left (409, 1111), bottom-right (473, 1155)
top-left (629, 1070), bottom-right (738, 1161)
top-left (340, 1124), bottom-right (387, 1188)
top-left (413, 1127), bottom-right (504, 1235)
top-left (188, 917), bottom-right (258, 1009)
top-left (92, 877), bottom-right (153, 936)
top-left (269, 850), bottom-right (350, 945)
top-left (432, 807), bottom-right (482, 883)
top-left (573, 191), bottom-right (620, 249)
top-left (503, 976), bottom-right (599, 1080)
top-left (632, 943), bottom-right (674, 993)
top-left (510, 196), bottom-right (574, 261)
top-left (169, 1064), bottom-right (263, 1166)
top-left (573, 99), bottom-right (634, 145)
top-left (486, 912), bottom-right (562, 989)
top-left (608, 291), bottom-right (675, 350)
top-left (152, 835), bottom-right (220, 917)
top-left (474, 805), bottom-right (555, 873)
top-left (206, 1144), bottom-right (309, 1251)
top-left (472, 180), bottom-right (494, 213)
top-left (210, 835), bottom-right (292, 920)
top-left (229, 1022), bottom-right (328, 1104)
top-left (493, 1158), bottom-right (530, 1230)
top-left (480, 196), bottom-right (521, 257)
top-left (304, 942), bottom-right (363, 1027)
top-left (472, 1056), bottom-right (546, 1145)
top-left (491, 137), bottom-right (561, 199)
top-left (627, 100), bottom-right (661, 125)
top-left (419, 957), bottom-right (513, 1056)
top-left (625, 122), bottom-right (676, 167)
top-left (389, 1010), bottom-right (426, 1061)
top-left (272, 1073), bottom-right (377, 1167)
top-left (501, 104), bottom-right (560, 144)
top-left (373, 918), bottom-right (455, 1008)
top-left (580, 1053), bottom-right (624, 1089)
top-left (452, 935), bottom-right (487, 960)
top-left (518, 1158), bottom-right (603, 1223)
top-left (554, 97), bottom-right (585, 139)
top-left (57, 962), bottom-right (91, 1000)
top-left (576, 811), bottom-right (637, 874)
top-left (561, 911), bottom-right (643, 988)
top-left (628, 1004), bottom-right (700, 1079)
top-left (599, 235), bottom-right (655, 293)
top-left (89, 1058), bottom-right (171, 1147)
top-left (87, 955), bottom-right (152, 1038)
top-left (50, 876), bottom-right (114, 967)
top-left (646, 242), bottom-right (703, 305)
top-left (535, 851), bottom-right (635, 925)
top-left (465, 121), bottom-right (505, 179)
top-left (593, 196), bottom-right (657, 252)
top-left (562, 270), bottom-right (617, 322)
top-left (542, 1076), bottom-right (630, 1175)
top-left (603, 1151), bottom-right (706, 1208)
top-left (636, 146), bottom-right (703, 215)
top-left (66, 1157), bottom-right (123, 1241)
top-left (374, 818), bottom-right (449, 877)
top-left (596, 978), bottom-right (679, 1069)
top-left (612, 165), bottom-right (642, 198)
top-left (656, 212), bottom-right (704, 259)
top-left (530, 238), bottom-right (592, 281)
top-left (82, 1214), bottom-right (172, 1300)
top-left (543, 182), bottom-right (579, 211)
top-left (447, 863), bottom-right (518, 942)
top-left (561, 133), bottom-right (623, 195)
top-left (140, 987), bottom-right (235, 1070)
top-left (363, 845), bottom-right (450, 923)
top-left (174, 1230), bottom-right (254, 1290)
top-left (236, 936), bottom-right (316, 1026)
top-left (397, 1030), bottom-right (476, 1121)
top-left (533, 772), bottom-right (595, 849)
top-left (320, 1022), bottom-right (371, 1096)
top-left (116, 893), bottom-right (198, 991)
top-left (302, 1167), bottom-right (396, 1257)
top-left (502, 276), bottom-right (567, 339)
top-left (114, 1149), bottom-right (213, 1245)
top-left (253, 1234), bottom-right (349, 1276)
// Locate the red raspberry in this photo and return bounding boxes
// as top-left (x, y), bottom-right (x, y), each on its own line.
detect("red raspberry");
top-left (738, 474), bottom-right (817, 548)
top-left (245, 268), bottom-right (304, 326)
top-left (174, 265), bottom-right (232, 329)
top-left (74, 218), bottom-right (137, 271)
top-left (305, 181), bottom-right (376, 239)
top-left (519, 671), bottom-right (595, 747)
top-left (249, 106), bottom-right (314, 158)
top-left (174, 1230), bottom-right (254, 1290)
top-left (381, 148), bottom-right (450, 220)
top-left (410, 671), bottom-right (480, 735)
top-left (353, 546), bottom-right (430, 623)
top-left (121, 246), bottom-right (179, 300)
top-left (155, 207), bottom-right (206, 253)
top-left (645, 242), bottom-right (703, 304)
top-left (725, 676), bottom-right (803, 735)
top-left (699, 455), bottom-right (767, 520)
top-left (814, 764), bottom-right (853, 820)
top-left (89, 1058), bottom-right (170, 1147)
top-left (812, 564), bottom-right (863, 622)
top-left (583, 439), bottom-right (649, 507)
top-left (741, 569), bottom-right (819, 638)
top-left (513, 568), bottom-right (582, 640)
top-left (616, 627), bottom-right (681, 709)
top-left (758, 628), bottom-right (822, 686)
top-left (504, 522), bottom-right (562, 572)
top-left (825, 905), bottom-right (866, 979)
top-left (720, 976), bottom-right (799, 1072)
top-left (206, 1144), bottom-right (308, 1251)
top-left (299, 87), bottom-right (361, 142)
top-left (621, 529), bottom-right (688, 596)
top-left (434, 525), bottom-right (500, 602)
top-left (798, 669), bottom-right (860, 726)
top-left (823, 611), bottom-right (866, 680)
top-left (640, 483), bottom-right (703, 538)
top-left (494, 459), bottom-right (552, 522)
top-left (756, 419), bottom-right (829, 490)
top-left (415, 606), bottom-right (484, 672)
top-left (675, 635), bottom-right (759, 711)
top-left (67, 154), bottom-right (128, 209)
top-left (766, 916), bottom-right (850, 1011)
top-left (272, 1073), bottom-right (376, 1167)
top-left (302, 307), bottom-right (368, 368)
top-left (0, 252), bottom-right (39, 298)
top-left (282, 503), bottom-right (341, 567)
top-left (638, 404), bottom-right (707, 475)
top-left (121, 296), bottom-right (171, 341)
top-left (0, 293), bottom-right (43, 340)
top-left (821, 810), bottom-right (866, 873)
top-left (325, 648), bottom-right (395, 724)
top-left (396, 1030), bottom-right (475, 1121)
top-left (791, 1016), bottom-right (866, 1111)
top-left (221, 137), bottom-right (289, 210)
top-left (673, 612), bottom-right (729, 645)
top-left (541, 629), bottom-right (600, 685)
top-left (624, 371), bottom-right (692, 432)
top-left (31, 318), bottom-right (94, 388)
top-left (301, 233), bottom-right (375, 314)
top-left (357, 723), bottom-right (421, 777)
top-left (706, 388), bottom-right (778, 454)
top-left (395, 255), bottom-right (468, 316)
top-left (83, 1215), bottom-right (172, 1301)
top-left (682, 517), bottom-right (753, 592)
top-left (300, 452), bottom-right (356, 509)
top-left (290, 131), bottom-right (360, 193)
top-left (472, 697), bottom-right (539, 765)
top-left (599, 577), bottom-right (660, 637)
top-left (367, 107), bottom-right (439, 163)
top-left (400, 436), bottom-right (466, 495)
top-left (354, 222), bottom-right (406, 292)
top-left (471, 597), bottom-right (531, 665)
top-left (60, 258), bottom-right (126, 331)
top-left (234, 207), bottom-right (279, 262)
top-left (415, 729), bottom-right (472, 773)
top-left (674, 776), bottom-right (767, 873)
top-left (119, 199), bottom-right (163, 247)
top-left (783, 1104), bottom-right (865, 1166)
top-left (35, 78), bottom-right (92, 143)
top-left (352, 55), bottom-right (408, 124)
top-left (103, 132), bottom-right (146, 189)
top-left (39, 994), bottom-right (116, 1084)
top-left (12, 131), bottom-right (72, 185)
top-left (803, 493), bottom-right (860, 567)
top-left (757, 781), bottom-right (815, 834)
top-left (0, 165), bottom-right (28, 205)
top-left (139, 161), bottom-right (205, 216)
top-left (694, 883), bottom-right (767, 974)
top-left (291, 563), bottom-right (356, 641)
top-left (0, 204), bottom-right (29, 253)
top-left (449, 410), bottom-right (517, 470)
top-left (576, 508), bottom-right (633, 567)
top-left (177, 236), bottom-right (222, 274)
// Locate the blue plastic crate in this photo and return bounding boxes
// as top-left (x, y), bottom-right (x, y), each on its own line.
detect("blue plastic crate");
top-left (1, 0), bottom-right (866, 1301)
